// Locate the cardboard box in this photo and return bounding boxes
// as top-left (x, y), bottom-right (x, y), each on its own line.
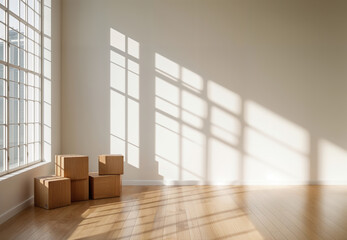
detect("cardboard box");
top-left (71, 179), bottom-right (89, 201)
top-left (34, 176), bottom-right (71, 209)
top-left (98, 154), bottom-right (124, 175)
top-left (89, 173), bottom-right (121, 199)
top-left (55, 154), bottom-right (89, 180)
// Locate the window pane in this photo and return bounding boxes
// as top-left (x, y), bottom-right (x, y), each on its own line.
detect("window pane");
top-left (28, 86), bottom-right (34, 100)
top-left (28, 27), bottom-right (34, 40)
top-left (9, 146), bottom-right (19, 169)
top-left (0, 149), bottom-right (4, 172)
top-left (35, 142), bottom-right (40, 161)
top-left (9, 125), bottom-right (18, 147)
top-left (19, 99), bottom-right (25, 123)
top-left (9, 31), bottom-right (19, 47)
top-left (0, 97), bottom-right (5, 124)
top-left (0, 40), bottom-right (6, 61)
top-left (28, 0), bottom-right (34, 9)
top-left (9, 45), bottom-right (19, 66)
top-left (28, 73), bottom-right (34, 86)
top-left (19, 124), bottom-right (25, 144)
top-left (28, 7), bottom-right (34, 26)
top-left (35, 123), bottom-right (40, 142)
top-left (19, 84), bottom-right (26, 99)
top-left (28, 39), bottom-right (34, 53)
top-left (19, 34), bottom-right (25, 49)
top-left (35, 102), bottom-right (40, 122)
top-left (28, 143), bottom-right (34, 163)
top-left (0, 64), bottom-right (5, 78)
top-left (19, 145), bottom-right (25, 166)
top-left (35, 75), bottom-right (40, 87)
top-left (0, 22), bottom-right (5, 40)
top-left (35, 32), bottom-right (39, 43)
top-left (35, 87), bottom-right (40, 102)
top-left (9, 68), bottom-right (19, 82)
top-left (19, 49), bottom-right (26, 68)
top-left (0, 9), bottom-right (5, 23)
top-left (20, 70), bottom-right (26, 83)
top-left (9, 99), bottom-right (19, 124)
top-left (35, 13), bottom-right (40, 30)
top-left (20, 1), bottom-right (26, 21)
top-left (9, 82), bottom-right (19, 98)
top-left (0, 80), bottom-right (6, 96)
top-left (35, 0), bottom-right (40, 13)
top-left (28, 101), bottom-right (34, 122)
top-left (28, 123), bottom-right (34, 142)
top-left (0, 125), bottom-right (5, 149)
top-left (9, 15), bottom-right (19, 32)
top-left (9, 0), bottom-right (20, 16)
top-left (28, 53), bottom-right (34, 71)
top-left (20, 22), bottom-right (26, 35)
top-left (35, 43), bottom-right (40, 56)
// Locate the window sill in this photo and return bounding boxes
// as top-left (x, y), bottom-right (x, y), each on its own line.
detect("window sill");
top-left (0, 161), bottom-right (50, 182)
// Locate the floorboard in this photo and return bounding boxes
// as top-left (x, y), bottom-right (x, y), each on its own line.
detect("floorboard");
top-left (0, 186), bottom-right (347, 240)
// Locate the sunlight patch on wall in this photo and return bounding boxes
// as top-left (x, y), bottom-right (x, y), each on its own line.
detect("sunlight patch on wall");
top-left (110, 91), bottom-right (125, 140)
top-left (127, 59), bottom-right (139, 99)
top-left (155, 97), bottom-right (180, 118)
top-left (181, 124), bottom-right (205, 180)
top-left (110, 28), bottom-right (125, 52)
top-left (208, 138), bottom-right (240, 182)
top-left (245, 100), bottom-right (310, 154)
top-left (243, 126), bottom-right (308, 182)
top-left (318, 139), bottom-right (347, 182)
top-left (155, 77), bottom-right (179, 105)
top-left (110, 28), bottom-right (140, 169)
top-left (181, 90), bottom-right (206, 119)
top-left (155, 113), bottom-right (180, 162)
top-left (127, 99), bottom-right (139, 146)
top-left (181, 67), bottom-right (203, 93)
top-left (155, 53), bottom-right (207, 180)
top-left (155, 111), bottom-right (180, 178)
top-left (210, 106), bottom-right (240, 146)
top-left (127, 37), bottom-right (139, 59)
top-left (110, 51), bottom-right (125, 92)
top-left (181, 110), bottom-right (203, 129)
top-left (155, 53), bottom-right (180, 80)
top-left (207, 80), bottom-right (241, 115)
top-left (127, 99), bottom-right (139, 168)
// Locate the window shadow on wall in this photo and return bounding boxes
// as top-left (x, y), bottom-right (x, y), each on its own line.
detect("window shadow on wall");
top-left (109, 27), bottom-right (347, 185)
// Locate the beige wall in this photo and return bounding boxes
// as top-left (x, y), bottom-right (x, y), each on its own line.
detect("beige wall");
top-left (0, 0), bottom-right (61, 223)
top-left (62, 0), bottom-right (347, 184)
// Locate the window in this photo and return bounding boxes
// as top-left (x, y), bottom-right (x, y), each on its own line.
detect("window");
top-left (0, 0), bottom-right (42, 176)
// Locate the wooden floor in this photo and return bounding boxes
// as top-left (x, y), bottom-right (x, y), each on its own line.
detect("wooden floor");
top-left (1, 186), bottom-right (347, 240)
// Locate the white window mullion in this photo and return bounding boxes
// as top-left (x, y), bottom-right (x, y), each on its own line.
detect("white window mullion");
top-left (40, 0), bottom-right (43, 162)
top-left (5, 0), bottom-right (9, 173)
top-left (25, 0), bottom-right (28, 165)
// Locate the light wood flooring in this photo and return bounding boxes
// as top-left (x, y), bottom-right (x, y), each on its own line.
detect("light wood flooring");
top-left (1, 185), bottom-right (347, 240)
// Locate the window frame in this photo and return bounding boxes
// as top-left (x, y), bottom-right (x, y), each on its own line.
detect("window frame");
top-left (0, 0), bottom-right (43, 177)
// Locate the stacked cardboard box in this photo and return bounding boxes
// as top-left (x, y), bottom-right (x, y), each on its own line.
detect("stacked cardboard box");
top-left (89, 154), bottom-right (123, 199)
top-left (34, 176), bottom-right (71, 209)
top-left (55, 155), bottom-right (89, 201)
top-left (34, 154), bottom-right (123, 209)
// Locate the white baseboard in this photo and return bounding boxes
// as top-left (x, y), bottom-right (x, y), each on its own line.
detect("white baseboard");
top-left (122, 180), bottom-right (347, 186)
top-left (0, 196), bottom-right (34, 225)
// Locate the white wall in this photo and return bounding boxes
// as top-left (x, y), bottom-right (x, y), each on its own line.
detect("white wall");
top-left (0, 0), bottom-right (61, 223)
top-left (61, 0), bottom-right (347, 185)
